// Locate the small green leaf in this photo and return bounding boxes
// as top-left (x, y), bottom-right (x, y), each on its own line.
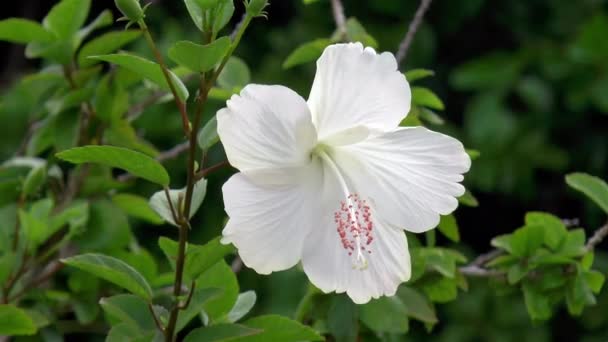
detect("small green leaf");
top-left (412, 87), bottom-right (445, 110)
top-left (56, 145), bottom-right (170, 186)
top-left (418, 108), bottom-right (445, 125)
top-left (77, 10), bottom-right (113, 41)
top-left (177, 287), bottom-right (223, 332)
top-left (345, 18), bottom-right (377, 48)
top-left (558, 229), bottom-right (586, 257)
top-left (525, 212), bottom-right (567, 251)
top-left (227, 291), bottom-right (257, 323)
top-left (584, 270), bottom-right (605, 294)
top-left (507, 263), bottom-right (527, 284)
top-left (405, 69), bottom-right (435, 82)
top-left (212, 0), bottom-right (235, 34)
top-left (397, 286), bottom-right (437, 324)
top-left (327, 295), bottom-right (358, 342)
top-left (565, 172), bottom-right (608, 214)
top-left (149, 179), bottom-right (208, 226)
top-left (197, 261), bottom-right (239, 322)
top-left (43, 0), bottom-right (91, 40)
top-left (466, 149), bottom-right (480, 160)
top-left (91, 53), bottom-right (189, 101)
top-left (112, 193), bottom-right (164, 224)
top-left (422, 277), bottom-right (458, 303)
top-left (0, 19), bottom-right (54, 44)
top-left (0, 305), bottom-right (37, 336)
top-left (218, 57), bottom-right (251, 91)
top-left (360, 297), bottom-right (409, 333)
top-left (184, 324), bottom-right (262, 342)
top-left (22, 165), bottom-right (46, 197)
top-left (62, 253), bottom-right (153, 299)
top-left (100, 294), bottom-right (159, 331)
top-left (458, 190), bottom-right (479, 207)
top-left (510, 225), bottom-right (545, 257)
top-left (437, 214), bottom-right (460, 242)
top-left (169, 38), bottom-right (231, 72)
top-left (78, 30), bottom-right (141, 68)
top-left (283, 39), bottom-right (332, 69)
top-left (198, 116), bottom-right (220, 151)
top-left (240, 315), bottom-right (323, 342)
top-left (522, 282), bottom-right (552, 321)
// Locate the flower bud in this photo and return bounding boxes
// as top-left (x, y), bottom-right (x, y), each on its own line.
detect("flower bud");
top-left (115, 0), bottom-right (145, 22)
top-left (246, 0), bottom-right (269, 17)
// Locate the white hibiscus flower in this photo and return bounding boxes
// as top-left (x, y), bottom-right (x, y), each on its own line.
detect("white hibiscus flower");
top-left (217, 42), bottom-right (471, 304)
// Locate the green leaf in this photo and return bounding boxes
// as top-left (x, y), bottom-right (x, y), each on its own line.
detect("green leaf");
top-left (169, 38), bottom-right (231, 72)
top-left (218, 57), bottom-right (251, 91)
top-left (566, 273), bottom-right (595, 316)
top-left (327, 295), bottom-right (358, 342)
top-left (510, 225), bottom-right (545, 257)
top-left (227, 291), bottom-right (257, 323)
top-left (507, 263), bottom-right (528, 284)
top-left (184, 0), bottom-right (234, 34)
top-left (184, 0), bottom-right (213, 32)
top-left (412, 87), bottom-right (445, 110)
top-left (584, 270), bottom-right (605, 294)
top-left (458, 190), bottom-right (479, 207)
top-left (437, 214), bottom-right (460, 242)
top-left (78, 30), bottom-right (141, 68)
top-left (100, 294), bottom-right (159, 331)
top-left (62, 253), bottom-right (153, 299)
top-left (558, 229), bottom-right (586, 257)
top-left (405, 69), bottom-right (435, 82)
top-left (77, 10), bottom-right (113, 41)
top-left (43, 0), bottom-right (91, 40)
top-left (522, 282), bottom-right (552, 321)
top-left (345, 18), bottom-right (377, 48)
top-left (177, 287), bottom-right (223, 332)
top-left (418, 108), bottom-right (445, 125)
top-left (283, 39), bottom-right (332, 69)
top-left (420, 248), bottom-right (457, 278)
top-left (186, 238), bottom-right (235, 281)
top-left (397, 286), bottom-right (437, 324)
top-left (360, 296), bottom-right (409, 333)
top-left (56, 145), bottom-right (170, 186)
top-left (22, 164), bottom-right (46, 197)
top-left (239, 315), bottom-right (323, 342)
top-left (149, 179), bottom-right (208, 226)
top-left (0, 305), bottom-right (37, 336)
top-left (94, 75), bottom-right (130, 123)
top-left (91, 53), bottom-right (189, 101)
top-left (198, 116), bottom-right (220, 151)
top-left (0, 19), bottom-right (54, 44)
top-left (565, 172), bottom-right (608, 214)
top-left (525, 212), bottom-right (567, 250)
top-left (421, 277), bottom-right (458, 303)
top-left (197, 261), bottom-right (239, 322)
top-left (466, 149), bottom-right (480, 160)
top-left (450, 52), bottom-right (523, 91)
top-left (184, 324), bottom-right (262, 342)
top-left (112, 193), bottom-right (164, 224)
top-left (212, 0), bottom-right (235, 34)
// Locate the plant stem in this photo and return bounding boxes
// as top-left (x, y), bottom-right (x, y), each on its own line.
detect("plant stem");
top-left (138, 21), bottom-right (191, 136)
top-left (164, 223), bottom-right (188, 342)
top-left (395, 0), bottom-right (433, 64)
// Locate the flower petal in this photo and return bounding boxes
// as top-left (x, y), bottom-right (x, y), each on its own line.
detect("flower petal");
top-left (221, 161), bottom-right (322, 274)
top-left (308, 43), bottom-right (411, 140)
top-left (301, 185), bottom-right (411, 304)
top-left (217, 84), bottom-right (317, 171)
top-left (329, 127), bottom-right (471, 233)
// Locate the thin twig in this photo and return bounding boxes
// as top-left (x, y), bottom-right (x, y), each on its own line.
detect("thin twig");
top-left (395, 0), bottom-right (433, 64)
top-left (9, 261), bottom-right (64, 302)
top-left (178, 281), bottom-right (196, 310)
top-left (148, 303), bottom-right (165, 332)
top-left (585, 221), bottom-right (608, 252)
top-left (231, 256), bottom-right (243, 273)
top-left (194, 161), bottom-right (230, 180)
top-left (330, 0), bottom-right (347, 37)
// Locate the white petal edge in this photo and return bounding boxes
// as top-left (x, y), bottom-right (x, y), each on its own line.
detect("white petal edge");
top-left (308, 42), bottom-right (411, 141)
top-left (217, 84), bottom-right (317, 172)
top-left (329, 126), bottom-right (471, 233)
top-left (221, 161), bottom-right (323, 275)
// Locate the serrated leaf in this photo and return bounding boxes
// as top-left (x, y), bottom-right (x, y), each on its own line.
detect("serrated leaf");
top-left (91, 53), bottom-right (189, 101)
top-left (149, 179), bottom-right (207, 226)
top-left (405, 69), bottom-right (435, 82)
top-left (62, 253), bottom-right (153, 299)
top-left (112, 193), bottom-right (164, 224)
top-left (283, 39), bottom-right (332, 69)
top-left (184, 324), bottom-right (262, 342)
top-left (227, 291), bottom-right (257, 323)
top-left (0, 305), bottom-right (37, 336)
top-left (78, 30), bottom-right (141, 68)
top-left (239, 315), bottom-right (323, 342)
top-left (56, 145), bottom-right (170, 186)
top-left (565, 172), bottom-right (608, 214)
top-left (0, 19), bottom-right (55, 44)
top-left (169, 38), bottom-right (231, 72)
top-left (412, 87), bottom-right (445, 110)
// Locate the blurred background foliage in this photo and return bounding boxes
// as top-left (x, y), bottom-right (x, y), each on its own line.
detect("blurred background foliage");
top-left (0, 0), bottom-right (607, 341)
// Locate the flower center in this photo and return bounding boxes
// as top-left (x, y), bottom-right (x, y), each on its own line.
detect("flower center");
top-left (316, 149), bottom-right (374, 270)
top-left (334, 193), bottom-right (374, 270)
